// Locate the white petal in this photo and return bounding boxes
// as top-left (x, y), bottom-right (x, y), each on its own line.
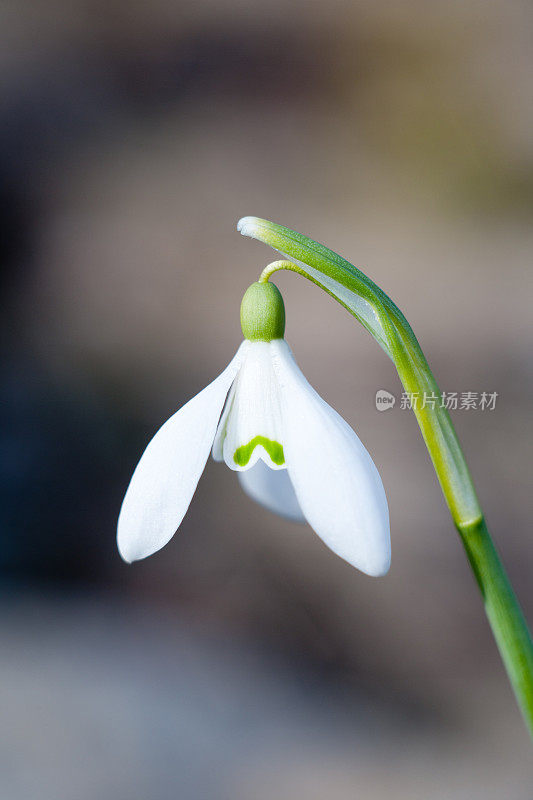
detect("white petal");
top-left (238, 460), bottom-right (305, 523)
top-left (271, 340), bottom-right (390, 576)
top-left (213, 341), bottom-right (286, 471)
top-left (117, 342), bottom-right (248, 563)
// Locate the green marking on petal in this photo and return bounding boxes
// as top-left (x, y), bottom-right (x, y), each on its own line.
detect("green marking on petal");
top-left (234, 436), bottom-right (285, 467)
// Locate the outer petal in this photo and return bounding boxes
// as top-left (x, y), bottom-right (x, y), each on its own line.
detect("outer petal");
top-left (271, 340), bottom-right (390, 576)
top-left (117, 342), bottom-right (248, 563)
top-left (238, 460), bottom-right (305, 523)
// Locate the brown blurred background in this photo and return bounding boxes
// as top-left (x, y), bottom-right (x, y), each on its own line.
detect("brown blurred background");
top-left (1, 1), bottom-right (532, 798)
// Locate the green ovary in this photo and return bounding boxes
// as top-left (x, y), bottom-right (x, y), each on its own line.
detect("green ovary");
top-left (234, 436), bottom-right (285, 467)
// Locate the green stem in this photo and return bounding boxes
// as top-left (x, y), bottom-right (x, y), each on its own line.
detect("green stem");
top-left (239, 217), bottom-right (533, 738)
top-left (459, 518), bottom-right (533, 738)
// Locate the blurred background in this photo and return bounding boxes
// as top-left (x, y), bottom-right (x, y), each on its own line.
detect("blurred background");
top-left (1, 1), bottom-right (532, 797)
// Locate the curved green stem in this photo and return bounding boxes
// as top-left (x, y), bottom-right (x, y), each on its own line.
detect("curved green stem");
top-left (459, 517), bottom-right (533, 735)
top-left (239, 216), bottom-right (533, 739)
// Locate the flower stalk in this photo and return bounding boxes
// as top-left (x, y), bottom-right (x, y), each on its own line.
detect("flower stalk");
top-left (238, 216), bottom-right (533, 738)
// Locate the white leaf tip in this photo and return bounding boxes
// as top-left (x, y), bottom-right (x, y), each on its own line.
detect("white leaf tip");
top-left (237, 216), bottom-right (260, 237)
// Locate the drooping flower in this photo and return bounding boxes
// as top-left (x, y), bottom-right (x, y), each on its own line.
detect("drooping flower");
top-left (117, 281), bottom-right (390, 575)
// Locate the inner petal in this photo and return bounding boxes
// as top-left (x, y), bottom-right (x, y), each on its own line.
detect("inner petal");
top-left (214, 341), bottom-right (285, 472)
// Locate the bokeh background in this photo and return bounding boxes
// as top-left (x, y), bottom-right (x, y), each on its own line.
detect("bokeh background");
top-left (1, 1), bottom-right (532, 797)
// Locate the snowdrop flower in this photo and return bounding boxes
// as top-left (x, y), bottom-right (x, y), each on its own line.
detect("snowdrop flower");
top-left (118, 281), bottom-right (390, 575)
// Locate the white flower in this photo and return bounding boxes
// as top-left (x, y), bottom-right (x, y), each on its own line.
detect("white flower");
top-left (117, 283), bottom-right (390, 576)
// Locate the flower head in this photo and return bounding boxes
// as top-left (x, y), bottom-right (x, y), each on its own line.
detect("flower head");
top-left (118, 281), bottom-right (390, 576)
